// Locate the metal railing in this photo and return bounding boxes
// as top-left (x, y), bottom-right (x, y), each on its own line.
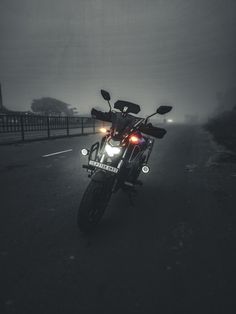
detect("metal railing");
top-left (0, 114), bottom-right (106, 144)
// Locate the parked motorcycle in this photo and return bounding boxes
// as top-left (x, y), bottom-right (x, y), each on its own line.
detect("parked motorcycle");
top-left (77, 90), bottom-right (172, 231)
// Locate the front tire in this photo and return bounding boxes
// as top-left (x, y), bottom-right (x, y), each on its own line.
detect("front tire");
top-left (77, 178), bottom-right (112, 232)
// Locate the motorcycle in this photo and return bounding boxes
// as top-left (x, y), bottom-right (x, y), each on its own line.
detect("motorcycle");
top-left (77, 90), bottom-right (172, 231)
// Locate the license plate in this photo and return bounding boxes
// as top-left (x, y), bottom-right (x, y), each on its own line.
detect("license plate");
top-left (89, 160), bottom-right (118, 173)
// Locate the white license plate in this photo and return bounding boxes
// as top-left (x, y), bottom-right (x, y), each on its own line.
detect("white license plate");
top-left (89, 160), bottom-right (118, 173)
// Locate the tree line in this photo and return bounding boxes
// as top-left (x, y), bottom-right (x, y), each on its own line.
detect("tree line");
top-left (31, 97), bottom-right (78, 116)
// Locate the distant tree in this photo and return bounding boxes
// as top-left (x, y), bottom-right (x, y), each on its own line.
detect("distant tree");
top-left (215, 86), bottom-right (236, 114)
top-left (31, 97), bottom-right (77, 116)
top-left (206, 86), bottom-right (236, 153)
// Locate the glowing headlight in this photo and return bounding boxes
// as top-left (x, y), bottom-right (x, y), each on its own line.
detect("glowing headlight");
top-left (105, 144), bottom-right (121, 157)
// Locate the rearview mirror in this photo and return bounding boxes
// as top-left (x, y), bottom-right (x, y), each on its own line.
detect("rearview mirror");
top-left (156, 105), bottom-right (172, 115)
top-left (101, 90), bottom-right (111, 101)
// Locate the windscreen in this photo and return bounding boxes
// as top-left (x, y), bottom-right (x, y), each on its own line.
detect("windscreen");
top-left (111, 112), bottom-right (138, 138)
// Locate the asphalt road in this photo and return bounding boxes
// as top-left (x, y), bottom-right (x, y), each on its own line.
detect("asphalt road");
top-left (0, 125), bottom-right (235, 314)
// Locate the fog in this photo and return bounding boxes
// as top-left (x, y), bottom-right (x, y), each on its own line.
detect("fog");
top-left (0, 0), bottom-right (236, 122)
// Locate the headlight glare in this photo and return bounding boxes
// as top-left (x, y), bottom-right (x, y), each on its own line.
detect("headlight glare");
top-left (105, 144), bottom-right (121, 157)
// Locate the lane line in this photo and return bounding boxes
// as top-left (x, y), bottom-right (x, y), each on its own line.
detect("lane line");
top-left (42, 149), bottom-right (73, 158)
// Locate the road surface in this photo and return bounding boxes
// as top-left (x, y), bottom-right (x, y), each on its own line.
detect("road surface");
top-left (0, 125), bottom-right (235, 314)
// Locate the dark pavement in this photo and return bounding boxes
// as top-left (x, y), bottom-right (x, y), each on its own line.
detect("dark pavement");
top-left (0, 125), bottom-right (235, 314)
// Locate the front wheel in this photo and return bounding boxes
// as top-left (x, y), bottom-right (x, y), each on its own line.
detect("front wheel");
top-left (77, 178), bottom-right (112, 232)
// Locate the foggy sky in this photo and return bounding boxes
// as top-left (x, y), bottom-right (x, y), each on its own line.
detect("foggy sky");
top-left (0, 0), bottom-right (236, 121)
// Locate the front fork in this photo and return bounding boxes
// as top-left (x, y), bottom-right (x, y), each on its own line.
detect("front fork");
top-left (144, 138), bottom-right (154, 164)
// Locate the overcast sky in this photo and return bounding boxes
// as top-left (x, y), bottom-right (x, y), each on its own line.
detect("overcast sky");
top-left (0, 0), bottom-right (236, 121)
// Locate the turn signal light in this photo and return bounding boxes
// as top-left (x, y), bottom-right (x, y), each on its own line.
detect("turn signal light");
top-left (100, 128), bottom-right (107, 133)
top-left (129, 135), bottom-right (140, 144)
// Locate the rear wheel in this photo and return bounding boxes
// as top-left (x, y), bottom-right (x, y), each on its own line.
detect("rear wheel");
top-left (77, 178), bottom-right (112, 232)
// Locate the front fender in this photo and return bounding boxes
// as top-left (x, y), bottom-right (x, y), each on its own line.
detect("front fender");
top-left (91, 170), bottom-right (114, 183)
top-left (91, 170), bottom-right (116, 194)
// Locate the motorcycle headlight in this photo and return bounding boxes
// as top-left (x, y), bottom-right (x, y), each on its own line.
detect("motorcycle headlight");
top-left (105, 144), bottom-right (121, 157)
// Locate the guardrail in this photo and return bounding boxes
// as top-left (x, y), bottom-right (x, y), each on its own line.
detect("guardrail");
top-left (0, 114), bottom-right (106, 144)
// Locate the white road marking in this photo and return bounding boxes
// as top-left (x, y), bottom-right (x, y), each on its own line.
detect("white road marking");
top-left (42, 149), bottom-right (73, 158)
